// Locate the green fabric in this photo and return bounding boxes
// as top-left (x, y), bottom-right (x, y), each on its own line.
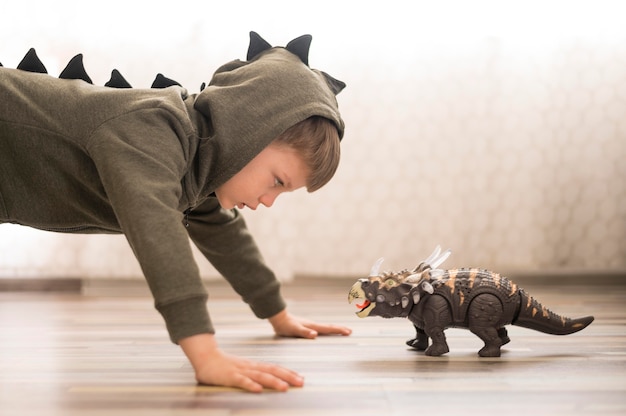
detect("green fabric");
top-left (0, 46), bottom-right (344, 343)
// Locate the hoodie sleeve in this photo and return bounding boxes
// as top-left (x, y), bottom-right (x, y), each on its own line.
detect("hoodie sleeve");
top-left (185, 197), bottom-right (287, 320)
top-left (86, 108), bottom-right (213, 343)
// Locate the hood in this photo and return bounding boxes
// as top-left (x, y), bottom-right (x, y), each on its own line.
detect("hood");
top-left (191, 31), bottom-right (346, 197)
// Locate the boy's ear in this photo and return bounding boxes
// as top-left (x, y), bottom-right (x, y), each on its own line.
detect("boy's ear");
top-left (247, 31), bottom-right (272, 61)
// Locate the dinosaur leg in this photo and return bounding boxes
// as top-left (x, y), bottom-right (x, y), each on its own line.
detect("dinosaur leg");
top-left (421, 295), bottom-right (452, 356)
top-left (498, 327), bottom-right (510, 346)
top-left (468, 294), bottom-right (504, 357)
top-left (406, 325), bottom-right (429, 351)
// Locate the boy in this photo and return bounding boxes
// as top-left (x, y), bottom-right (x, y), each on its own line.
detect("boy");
top-left (0, 32), bottom-right (351, 392)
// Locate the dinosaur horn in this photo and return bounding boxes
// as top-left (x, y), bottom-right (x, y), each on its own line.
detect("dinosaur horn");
top-left (430, 249), bottom-right (451, 269)
top-left (105, 69), bottom-right (132, 88)
top-left (369, 257), bottom-right (385, 276)
top-left (17, 48), bottom-right (47, 73)
top-left (423, 246), bottom-right (442, 267)
top-left (285, 34), bottom-right (312, 66)
top-left (59, 54), bottom-right (93, 84)
top-left (247, 31), bottom-right (272, 61)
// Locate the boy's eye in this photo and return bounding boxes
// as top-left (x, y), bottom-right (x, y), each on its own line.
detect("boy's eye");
top-left (274, 177), bottom-right (284, 187)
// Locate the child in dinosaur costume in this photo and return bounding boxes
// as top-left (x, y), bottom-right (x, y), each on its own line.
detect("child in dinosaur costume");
top-left (0, 32), bottom-right (352, 392)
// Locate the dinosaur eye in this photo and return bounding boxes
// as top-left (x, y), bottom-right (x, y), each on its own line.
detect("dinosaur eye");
top-left (385, 279), bottom-right (395, 287)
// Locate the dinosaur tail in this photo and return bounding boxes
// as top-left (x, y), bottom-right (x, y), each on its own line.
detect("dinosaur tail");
top-left (512, 290), bottom-right (594, 335)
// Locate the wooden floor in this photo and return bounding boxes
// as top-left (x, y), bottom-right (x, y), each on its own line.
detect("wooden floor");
top-left (0, 277), bottom-right (624, 416)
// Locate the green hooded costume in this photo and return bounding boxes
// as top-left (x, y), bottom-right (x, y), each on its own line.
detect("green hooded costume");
top-left (0, 32), bottom-right (345, 342)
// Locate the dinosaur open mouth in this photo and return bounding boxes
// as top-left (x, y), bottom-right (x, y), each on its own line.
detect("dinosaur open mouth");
top-left (356, 299), bottom-right (371, 311)
top-left (349, 280), bottom-right (375, 318)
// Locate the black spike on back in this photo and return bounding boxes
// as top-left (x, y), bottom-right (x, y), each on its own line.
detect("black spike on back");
top-left (247, 31), bottom-right (272, 61)
top-left (285, 34), bottom-right (312, 66)
top-left (105, 69), bottom-right (132, 88)
top-left (151, 73), bottom-right (182, 89)
top-left (59, 54), bottom-right (93, 84)
top-left (17, 48), bottom-right (47, 73)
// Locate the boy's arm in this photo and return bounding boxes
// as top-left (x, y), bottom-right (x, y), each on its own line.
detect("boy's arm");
top-left (185, 197), bottom-right (286, 320)
top-left (88, 113), bottom-right (214, 342)
top-left (187, 198), bottom-right (351, 338)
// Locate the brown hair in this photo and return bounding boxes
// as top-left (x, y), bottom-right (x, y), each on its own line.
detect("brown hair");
top-left (273, 116), bottom-right (341, 192)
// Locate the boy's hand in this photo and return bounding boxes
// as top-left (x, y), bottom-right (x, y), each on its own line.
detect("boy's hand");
top-left (268, 309), bottom-right (352, 339)
top-left (179, 333), bottom-right (304, 393)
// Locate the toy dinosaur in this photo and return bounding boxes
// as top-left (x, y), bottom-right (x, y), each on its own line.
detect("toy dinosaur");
top-left (348, 246), bottom-right (594, 357)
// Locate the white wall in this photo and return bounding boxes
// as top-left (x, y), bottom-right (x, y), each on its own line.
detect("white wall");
top-left (1, 0), bottom-right (625, 281)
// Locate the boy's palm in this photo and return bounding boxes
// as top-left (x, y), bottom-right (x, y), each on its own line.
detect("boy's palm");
top-left (193, 348), bottom-right (304, 393)
top-left (180, 311), bottom-right (351, 393)
top-left (269, 310), bottom-right (352, 338)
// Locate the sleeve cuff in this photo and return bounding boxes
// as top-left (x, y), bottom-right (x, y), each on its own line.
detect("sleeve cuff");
top-left (246, 282), bottom-right (287, 320)
top-left (156, 295), bottom-right (213, 344)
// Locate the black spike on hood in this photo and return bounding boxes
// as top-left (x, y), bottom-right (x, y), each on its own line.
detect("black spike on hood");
top-left (321, 71), bottom-right (346, 95)
top-left (2, 34), bottom-right (345, 199)
top-left (151, 73), bottom-right (182, 89)
top-left (58, 54), bottom-right (93, 84)
top-left (247, 31), bottom-right (272, 61)
top-left (105, 69), bottom-right (132, 88)
top-left (192, 33), bottom-right (346, 193)
top-left (285, 34), bottom-right (312, 66)
top-left (17, 48), bottom-right (47, 73)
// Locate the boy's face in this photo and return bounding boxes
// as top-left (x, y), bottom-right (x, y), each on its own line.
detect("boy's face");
top-left (215, 144), bottom-right (309, 210)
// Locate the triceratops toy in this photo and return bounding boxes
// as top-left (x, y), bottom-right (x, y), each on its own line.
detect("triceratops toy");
top-left (348, 246), bottom-right (594, 357)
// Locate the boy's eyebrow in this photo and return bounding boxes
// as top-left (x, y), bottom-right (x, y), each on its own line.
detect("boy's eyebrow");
top-left (283, 173), bottom-right (293, 190)
top-left (279, 170), bottom-right (294, 190)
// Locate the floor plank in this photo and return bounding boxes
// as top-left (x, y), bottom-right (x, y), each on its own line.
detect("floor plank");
top-left (0, 278), bottom-right (624, 415)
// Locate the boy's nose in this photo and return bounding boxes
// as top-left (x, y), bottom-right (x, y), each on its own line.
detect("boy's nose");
top-left (259, 191), bottom-right (279, 208)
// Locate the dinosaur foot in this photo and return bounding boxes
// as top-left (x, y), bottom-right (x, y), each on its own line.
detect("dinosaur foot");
top-left (406, 337), bottom-right (428, 351)
top-left (478, 345), bottom-right (502, 357)
top-left (498, 328), bottom-right (510, 346)
top-left (425, 343), bottom-right (449, 356)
